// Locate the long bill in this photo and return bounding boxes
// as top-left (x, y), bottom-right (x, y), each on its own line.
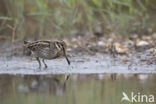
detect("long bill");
top-left (62, 47), bottom-right (71, 65)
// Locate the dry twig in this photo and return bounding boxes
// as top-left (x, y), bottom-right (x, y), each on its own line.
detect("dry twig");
top-left (7, 23), bottom-right (17, 43)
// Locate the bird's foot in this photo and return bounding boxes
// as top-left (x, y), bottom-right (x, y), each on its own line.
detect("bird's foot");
top-left (44, 66), bottom-right (48, 70)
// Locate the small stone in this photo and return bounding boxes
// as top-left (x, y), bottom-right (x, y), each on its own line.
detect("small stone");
top-left (121, 56), bottom-right (129, 63)
top-left (114, 43), bottom-right (129, 54)
top-left (137, 40), bottom-right (149, 47)
top-left (97, 41), bottom-right (105, 46)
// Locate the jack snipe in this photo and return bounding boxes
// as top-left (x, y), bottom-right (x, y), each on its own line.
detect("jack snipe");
top-left (24, 40), bottom-right (70, 69)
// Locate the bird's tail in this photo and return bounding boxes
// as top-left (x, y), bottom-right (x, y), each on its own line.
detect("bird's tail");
top-left (24, 40), bottom-right (29, 44)
top-left (23, 40), bottom-right (30, 48)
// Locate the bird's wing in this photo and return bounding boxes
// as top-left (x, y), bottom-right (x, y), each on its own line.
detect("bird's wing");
top-left (27, 41), bottom-right (50, 51)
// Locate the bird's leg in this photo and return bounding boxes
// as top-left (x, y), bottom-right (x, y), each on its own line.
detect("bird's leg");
top-left (42, 59), bottom-right (47, 69)
top-left (36, 57), bottom-right (41, 68)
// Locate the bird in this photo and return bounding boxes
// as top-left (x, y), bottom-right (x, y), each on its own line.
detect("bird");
top-left (23, 40), bottom-right (71, 69)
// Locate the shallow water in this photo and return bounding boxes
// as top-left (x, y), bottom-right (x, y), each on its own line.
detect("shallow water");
top-left (0, 54), bottom-right (156, 74)
top-left (0, 74), bottom-right (155, 104)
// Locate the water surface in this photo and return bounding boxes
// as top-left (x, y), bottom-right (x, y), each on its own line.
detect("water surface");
top-left (0, 74), bottom-right (155, 104)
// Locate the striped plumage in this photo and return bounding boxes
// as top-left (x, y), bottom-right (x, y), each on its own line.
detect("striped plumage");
top-left (24, 40), bottom-right (70, 69)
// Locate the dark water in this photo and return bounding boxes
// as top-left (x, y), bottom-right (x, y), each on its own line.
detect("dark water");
top-left (0, 74), bottom-right (155, 104)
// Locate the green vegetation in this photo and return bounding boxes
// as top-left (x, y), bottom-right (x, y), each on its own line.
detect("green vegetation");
top-left (0, 0), bottom-right (156, 41)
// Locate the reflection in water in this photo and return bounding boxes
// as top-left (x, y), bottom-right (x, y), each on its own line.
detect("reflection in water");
top-left (0, 74), bottom-right (155, 104)
top-left (17, 75), bottom-right (69, 96)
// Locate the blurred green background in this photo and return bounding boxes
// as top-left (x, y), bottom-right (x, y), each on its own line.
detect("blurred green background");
top-left (0, 0), bottom-right (156, 42)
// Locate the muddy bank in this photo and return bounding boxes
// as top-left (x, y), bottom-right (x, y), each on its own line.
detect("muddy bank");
top-left (0, 53), bottom-right (156, 74)
top-left (0, 38), bottom-right (156, 75)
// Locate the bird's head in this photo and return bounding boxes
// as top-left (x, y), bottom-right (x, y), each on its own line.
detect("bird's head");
top-left (60, 41), bottom-right (67, 50)
top-left (55, 40), bottom-right (67, 50)
top-left (55, 40), bottom-right (70, 65)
